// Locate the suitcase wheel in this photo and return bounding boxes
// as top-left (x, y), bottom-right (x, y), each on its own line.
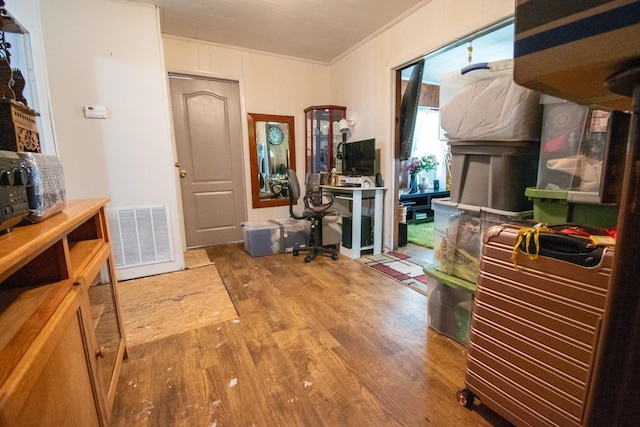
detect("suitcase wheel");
top-left (456, 388), bottom-right (475, 408)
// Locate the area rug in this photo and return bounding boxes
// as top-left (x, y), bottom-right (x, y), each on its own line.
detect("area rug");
top-left (357, 251), bottom-right (431, 296)
top-left (407, 221), bottom-right (434, 248)
top-left (184, 248), bottom-right (215, 269)
top-left (116, 265), bottom-right (238, 347)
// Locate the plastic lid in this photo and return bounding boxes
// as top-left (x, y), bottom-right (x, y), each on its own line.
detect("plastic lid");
top-left (524, 187), bottom-right (568, 200)
top-left (457, 203), bottom-right (481, 214)
top-left (423, 264), bottom-right (477, 293)
top-left (431, 198), bottom-right (456, 207)
top-left (481, 206), bottom-right (533, 218)
top-left (240, 221), bottom-right (280, 230)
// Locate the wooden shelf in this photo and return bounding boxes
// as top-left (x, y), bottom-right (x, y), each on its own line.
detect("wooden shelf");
top-left (0, 198), bottom-right (126, 426)
top-left (69, 239), bottom-right (105, 281)
top-left (0, 280), bottom-right (71, 387)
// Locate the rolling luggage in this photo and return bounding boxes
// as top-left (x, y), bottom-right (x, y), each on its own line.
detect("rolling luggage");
top-left (457, 223), bottom-right (614, 426)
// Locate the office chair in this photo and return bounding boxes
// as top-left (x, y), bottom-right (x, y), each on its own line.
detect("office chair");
top-left (287, 169), bottom-right (339, 262)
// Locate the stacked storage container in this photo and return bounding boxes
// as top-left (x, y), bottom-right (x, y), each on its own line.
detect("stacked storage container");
top-left (439, 59), bottom-right (542, 211)
top-left (525, 95), bottom-right (626, 229)
top-left (241, 220), bottom-right (310, 257)
top-left (426, 59), bottom-right (541, 343)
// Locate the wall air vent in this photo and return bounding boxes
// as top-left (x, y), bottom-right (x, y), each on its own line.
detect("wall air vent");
top-left (107, 205), bottom-right (172, 268)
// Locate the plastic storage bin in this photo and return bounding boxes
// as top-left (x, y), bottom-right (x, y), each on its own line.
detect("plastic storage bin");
top-left (449, 141), bottom-right (539, 211)
top-left (241, 221), bottom-right (283, 257)
top-left (423, 264), bottom-right (475, 346)
top-left (439, 59), bottom-right (542, 142)
top-left (432, 199), bottom-right (482, 283)
top-left (536, 96), bottom-right (610, 191)
top-left (273, 219), bottom-right (310, 252)
top-left (524, 187), bottom-right (619, 229)
top-left (480, 206), bottom-right (533, 237)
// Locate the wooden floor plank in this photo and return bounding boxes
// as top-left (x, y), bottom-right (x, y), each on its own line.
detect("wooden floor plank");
top-left (110, 243), bottom-right (511, 426)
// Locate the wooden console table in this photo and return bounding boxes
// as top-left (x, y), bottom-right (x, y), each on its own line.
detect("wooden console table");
top-left (0, 199), bottom-right (127, 426)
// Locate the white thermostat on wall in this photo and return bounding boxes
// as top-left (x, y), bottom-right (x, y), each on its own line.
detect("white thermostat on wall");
top-left (83, 105), bottom-right (107, 119)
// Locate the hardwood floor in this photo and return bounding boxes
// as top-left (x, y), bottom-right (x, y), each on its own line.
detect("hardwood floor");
top-left (110, 243), bottom-right (510, 426)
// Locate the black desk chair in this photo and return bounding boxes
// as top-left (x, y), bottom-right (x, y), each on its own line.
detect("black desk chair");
top-left (287, 169), bottom-right (338, 262)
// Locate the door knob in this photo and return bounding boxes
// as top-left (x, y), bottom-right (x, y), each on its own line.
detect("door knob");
top-left (180, 170), bottom-right (187, 178)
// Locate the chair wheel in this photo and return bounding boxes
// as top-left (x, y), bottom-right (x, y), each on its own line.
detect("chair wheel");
top-left (293, 249), bottom-right (299, 256)
top-left (456, 389), bottom-right (475, 408)
top-left (331, 253), bottom-right (338, 260)
top-left (304, 256), bottom-right (312, 263)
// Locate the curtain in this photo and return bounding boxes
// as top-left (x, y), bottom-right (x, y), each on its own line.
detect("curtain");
top-left (399, 60), bottom-right (424, 160)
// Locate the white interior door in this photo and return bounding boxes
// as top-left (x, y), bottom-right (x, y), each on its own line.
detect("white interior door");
top-left (169, 74), bottom-right (247, 248)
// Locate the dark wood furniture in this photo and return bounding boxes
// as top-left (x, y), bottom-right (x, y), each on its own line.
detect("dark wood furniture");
top-left (399, 190), bottom-right (450, 223)
top-left (304, 105), bottom-right (346, 174)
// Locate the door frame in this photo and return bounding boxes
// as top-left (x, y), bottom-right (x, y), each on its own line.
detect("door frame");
top-left (391, 18), bottom-right (514, 251)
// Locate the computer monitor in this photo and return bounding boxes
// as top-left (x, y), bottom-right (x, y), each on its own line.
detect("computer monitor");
top-left (342, 139), bottom-right (376, 176)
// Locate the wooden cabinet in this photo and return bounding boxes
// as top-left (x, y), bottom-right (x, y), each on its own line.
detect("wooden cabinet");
top-left (304, 105), bottom-right (346, 174)
top-left (0, 199), bottom-right (127, 426)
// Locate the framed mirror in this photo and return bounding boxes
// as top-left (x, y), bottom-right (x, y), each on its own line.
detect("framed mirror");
top-left (247, 113), bottom-right (296, 208)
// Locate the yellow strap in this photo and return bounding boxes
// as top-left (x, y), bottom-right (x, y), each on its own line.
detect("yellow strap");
top-left (511, 223), bottom-right (548, 269)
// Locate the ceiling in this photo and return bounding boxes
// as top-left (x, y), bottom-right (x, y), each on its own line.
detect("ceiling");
top-left (125, 0), bottom-right (429, 63)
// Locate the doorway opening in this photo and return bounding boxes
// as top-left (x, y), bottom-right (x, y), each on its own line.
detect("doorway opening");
top-left (393, 19), bottom-right (514, 254)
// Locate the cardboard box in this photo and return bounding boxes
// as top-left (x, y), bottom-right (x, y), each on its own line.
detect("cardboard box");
top-left (514, 0), bottom-right (640, 110)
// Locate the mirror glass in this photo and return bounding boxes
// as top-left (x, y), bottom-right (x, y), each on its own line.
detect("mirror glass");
top-left (247, 113), bottom-right (296, 208)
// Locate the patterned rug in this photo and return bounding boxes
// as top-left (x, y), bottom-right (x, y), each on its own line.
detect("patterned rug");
top-left (357, 251), bottom-right (431, 296)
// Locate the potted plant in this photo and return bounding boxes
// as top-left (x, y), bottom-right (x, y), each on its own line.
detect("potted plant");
top-left (406, 154), bottom-right (438, 193)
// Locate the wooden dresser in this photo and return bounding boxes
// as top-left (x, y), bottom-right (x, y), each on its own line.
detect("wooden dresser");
top-left (0, 199), bottom-right (127, 426)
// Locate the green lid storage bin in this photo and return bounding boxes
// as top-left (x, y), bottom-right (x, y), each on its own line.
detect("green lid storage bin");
top-left (423, 264), bottom-right (475, 346)
top-left (524, 187), bottom-right (619, 228)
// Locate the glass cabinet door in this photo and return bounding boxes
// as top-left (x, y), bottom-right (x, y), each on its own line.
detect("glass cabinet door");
top-left (304, 105), bottom-right (346, 174)
top-left (87, 257), bottom-right (124, 400)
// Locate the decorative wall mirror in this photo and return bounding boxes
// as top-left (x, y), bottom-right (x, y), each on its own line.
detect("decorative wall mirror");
top-left (247, 113), bottom-right (296, 208)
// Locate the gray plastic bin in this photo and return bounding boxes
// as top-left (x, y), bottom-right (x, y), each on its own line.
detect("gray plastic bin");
top-left (449, 141), bottom-right (539, 211)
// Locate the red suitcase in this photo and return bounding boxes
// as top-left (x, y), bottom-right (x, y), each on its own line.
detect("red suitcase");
top-left (457, 223), bottom-right (614, 426)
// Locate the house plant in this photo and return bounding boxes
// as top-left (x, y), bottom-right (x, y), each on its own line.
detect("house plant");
top-left (406, 154), bottom-right (438, 193)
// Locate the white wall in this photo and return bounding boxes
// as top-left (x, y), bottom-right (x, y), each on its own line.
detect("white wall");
top-left (29, 0), bottom-right (183, 280)
top-left (12, 0), bottom-right (514, 278)
top-left (163, 37), bottom-right (332, 223)
top-left (331, 0), bottom-right (515, 252)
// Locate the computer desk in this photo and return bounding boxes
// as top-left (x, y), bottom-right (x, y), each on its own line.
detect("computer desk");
top-left (320, 185), bottom-right (386, 259)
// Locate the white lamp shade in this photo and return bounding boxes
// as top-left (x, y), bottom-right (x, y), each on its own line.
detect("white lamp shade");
top-left (339, 118), bottom-right (349, 133)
